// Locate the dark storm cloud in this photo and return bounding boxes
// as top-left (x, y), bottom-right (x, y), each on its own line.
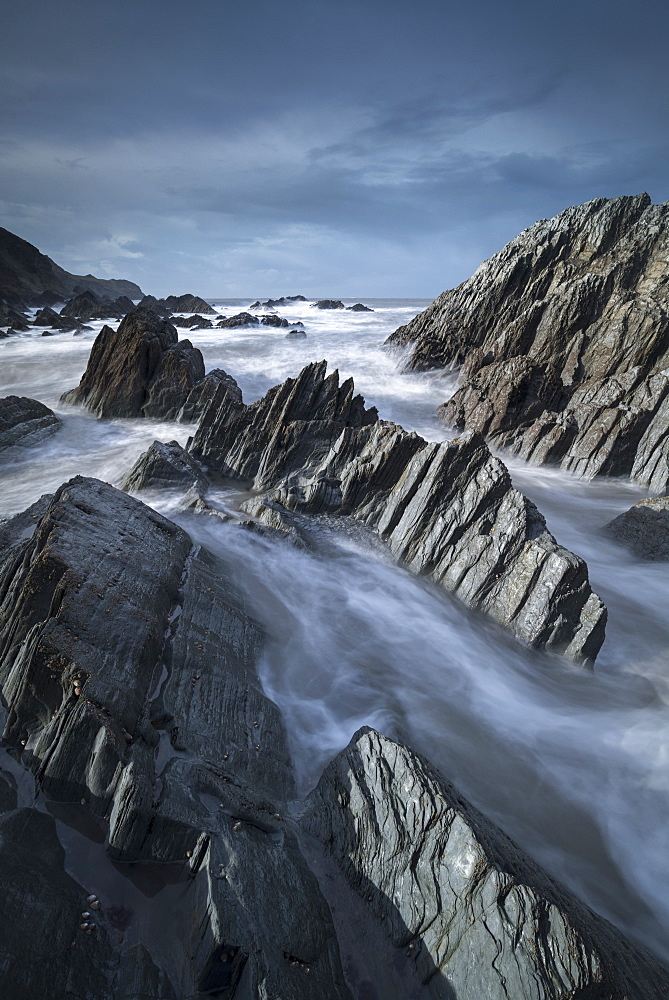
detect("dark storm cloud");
top-left (1, 0), bottom-right (667, 294)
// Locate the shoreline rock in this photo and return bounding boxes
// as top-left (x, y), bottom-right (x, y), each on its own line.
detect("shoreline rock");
top-left (0, 395), bottom-right (62, 460)
top-left (604, 495), bottom-right (669, 560)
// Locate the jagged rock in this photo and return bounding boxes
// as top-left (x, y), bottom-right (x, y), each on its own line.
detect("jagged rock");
top-left (303, 727), bottom-right (669, 1000)
top-left (0, 396), bottom-right (61, 461)
top-left (60, 290), bottom-right (134, 322)
top-left (0, 303), bottom-right (30, 330)
top-left (390, 194), bottom-right (669, 492)
top-left (250, 295), bottom-right (307, 308)
top-left (121, 440), bottom-right (207, 492)
top-left (189, 362), bottom-right (605, 663)
top-left (312, 299), bottom-right (344, 309)
top-left (163, 294), bottom-right (215, 314)
top-left (217, 312), bottom-right (260, 329)
top-left (177, 368), bottom-right (243, 422)
top-left (137, 294), bottom-right (172, 317)
top-left (604, 495), bottom-right (669, 560)
top-left (32, 306), bottom-right (80, 331)
top-left (0, 477), bottom-right (352, 1000)
top-left (172, 313), bottom-right (214, 329)
top-left (347, 303), bottom-right (373, 311)
top-left (60, 308), bottom-right (232, 423)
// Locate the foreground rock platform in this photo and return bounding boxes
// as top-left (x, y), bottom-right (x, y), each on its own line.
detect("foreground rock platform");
top-left (304, 727), bottom-right (669, 1000)
top-left (389, 194), bottom-right (669, 493)
top-left (190, 361), bottom-right (606, 663)
top-left (0, 477), bottom-right (352, 1000)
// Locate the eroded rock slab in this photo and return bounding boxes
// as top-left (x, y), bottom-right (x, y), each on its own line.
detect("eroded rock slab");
top-left (604, 495), bottom-right (669, 560)
top-left (190, 362), bottom-right (605, 663)
top-left (0, 395), bottom-right (62, 461)
top-left (304, 727), bottom-right (669, 1000)
top-left (121, 439), bottom-right (207, 493)
top-left (0, 477), bottom-right (352, 1000)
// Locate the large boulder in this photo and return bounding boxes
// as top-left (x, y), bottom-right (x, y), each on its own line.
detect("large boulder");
top-left (303, 728), bottom-right (669, 1000)
top-left (216, 312), bottom-right (260, 329)
top-left (60, 307), bottom-right (232, 422)
top-left (390, 194), bottom-right (669, 492)
top-left (604, 495), bottom-right (669, 560)
top-left (0, 477), bottom-right (352, 1000)
top-left (312, 299), bottom-right (344, 309)
top-left (0, 395), bottom-right (61, 460)
top-left (190, 362), bottom-right (606, 663)
top-left (163, 293), bottom-right (215, 314)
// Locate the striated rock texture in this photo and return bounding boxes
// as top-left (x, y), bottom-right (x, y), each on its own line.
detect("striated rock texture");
top-left (304, 727), bottom-right (669, 1000)
top-left (604, 495), bottom-right (669, 560)
top-left (120, 439), bottom-right (207, 492)
top-left (190, 361), bottom-right (606, 663)
top-left (60, 307), bottom-right (239, 422)
top-left (0, 395), bottom-right (62, 461)
top-left (389, 194), bottom-right (669, 492)
top-left (0, 477), bottom-right (352, 1000)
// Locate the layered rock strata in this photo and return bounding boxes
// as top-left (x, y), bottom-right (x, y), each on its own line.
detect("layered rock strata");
top-left (190, 361), bottom-right (606, 663)
top-left (304, 727), bottom-right (669, 1000)
top-left (0, 395), bottom-right (62, 460)
top-left (604, 495), bottom-right (669, 560)
top-left (61, 307), bottom-right (240, 422)
top-left (120, 439), bottom-right (207, 493)
top-left (0, 477), bottom-right (352, 1000)
top-left (389, 194), bottom-right (669, 492)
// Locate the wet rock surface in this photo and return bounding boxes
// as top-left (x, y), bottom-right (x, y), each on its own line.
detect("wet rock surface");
top-left (61, 307), bottom-right (236, 422)
top-left (604, 495), bottom-right (669, 560)
top-left (190, 361), bottom-right (606, 663)
top-left (121, 439), bottom-right (207, 493)
top-left (303, 727), bottom-right (669, 1000)
top-left (0, 395), bottom-right (62, 460)
top-left (312, 299), bottom-right (345, 309)
top-left (172, 313), bottom-right (214, 329)
top-left (0, 476), bottom-right (352, 1000)
top-left (217, 312), bottom-right (260, 329)
top-left (389, 194), bottom-right (669, 492)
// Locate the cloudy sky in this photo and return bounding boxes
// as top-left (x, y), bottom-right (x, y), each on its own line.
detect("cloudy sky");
top-left (1, 0), bottom-right (667, 296)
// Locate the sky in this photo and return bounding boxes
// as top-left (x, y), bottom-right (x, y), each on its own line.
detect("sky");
top-left (1, 0), bottom-right (668, 297)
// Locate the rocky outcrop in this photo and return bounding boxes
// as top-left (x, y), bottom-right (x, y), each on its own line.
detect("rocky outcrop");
top-left (172, 313), bottom-right (214, 329)
top-left (163, 293), bottom-right (215, 314)
top-left (389, 194), bottom-right (669, 492)
top-left (217, 312), bottom-right (260, 329)
top-left (32, 306), bottom-right (81, 331)
top-left (261, 314), bottom-right (291, 328)
top-left (60, 290), bottom-right (135, 322)
top-left (60, 308), bottom-right (238, 422)
top-left (0, 396), bottom-right (61, 460)
top-left (313, 299), bottom-right (345, 309)
top-left (286, 329), bottom-right (307, 338)
top-left (190, 362), bottom-right (606, 663)
top-left (304, 727), bottom-right (669, 1000)
top-left (604, 495), bottom-right (669, 560)
top-left (0, 226), bottom-right (142, 305)
top-left (348, 303), bottom-right (373, 311)
top-left (0, 477), bottom-right (352, 1000)
top-left (121, 439), bottom-right (207, 492)
top-left (250, 295), bottom-right (307, 308)
top-left (0, 303), bottom-right (30, 330)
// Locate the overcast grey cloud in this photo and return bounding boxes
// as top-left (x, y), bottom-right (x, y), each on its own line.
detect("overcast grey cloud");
top-left (1, 0), bottom-right (667, 295)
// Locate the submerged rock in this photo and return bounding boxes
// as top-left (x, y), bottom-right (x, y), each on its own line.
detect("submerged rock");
top-left (604, 495), bottom-right (669, 560)
top-left (390, 194), bottom-right (669, 492)
top-left (190, 362), bottom-right (605, 663)
top-left (0, 477), bottom-right (352, 1000)
top-left (304, 727), bottom-right (669, 1000)
top-left (261, 314), bottom-right (291, 328)
top-left (216, 312), bottom-right (260, 329)
top-left (286, 329), bottom-right (307, 339)
top-left (312, 299), bottom-right (345, 309)
top-left (60, 307), bottom-right (236, 422)
top-left (0, 395), bottom-right (61, 460)
top-left (347, 302), bottom-right (373, 311)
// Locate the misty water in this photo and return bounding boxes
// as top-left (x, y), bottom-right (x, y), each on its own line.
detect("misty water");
top-left (2, 299), bottom-right (668, 961)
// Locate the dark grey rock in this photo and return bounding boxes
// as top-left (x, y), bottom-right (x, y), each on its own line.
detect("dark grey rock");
top-left (216, 312), bottom-right (260, 329)
top-left (261, 314), bottom-right (291, 328)
top-left (60, 290), bottom-right (134, 322)
top-left (121, 440), bottom-right (207, 493)
top-left (286, 329), bottom-right (307, 339)
top-left (163, 294), bottom-right (215, 314)
top-left (137, 294), bottom-right (172, 317)
top-left (189, 362), bottom-right (605, 663)
top-left (33, 306), bottom-right (80, 331)
top-left (61, 308), bottom-right (232, 423)
top-left (347, 303), bottom-right (373, 311)
top-left (0, 477), bottom-right (352, 1000)
top-left (604, 495), bottom-right (669, 560)
top-left (390, 194), bottom-right (669, 492)
top-left (250, 295), bottom-right (307, 308)
top-left (312, 299), bottom-right (345, 309)
top-left (304, 727), bottom-right (669, 1000)
top-left (0, 303), bottom-right (30, 330)
top-left (172, 313), bottom-right (214, 329)
top-left (0, 396), bottom-right (61, 461)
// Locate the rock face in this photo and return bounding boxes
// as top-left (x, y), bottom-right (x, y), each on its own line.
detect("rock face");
top-left (604, 495), bottom-right (669, 560)
top-left (121, 439), bottom-right (207, 492)
top-left (389, 194), bottom-right (669, 493)
top-left (0, 226), bottom-right (142, 305)
top-left (190, 362), bottom-right (606, 663)
top-left (0, 477), bottom-right (352, 1000)
top-left (0, 396), bottom-right (62, 460)
top-left (304, 727), bottom-right (669, 1000)
top-left (60, 308), bottom-right (237, 422)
